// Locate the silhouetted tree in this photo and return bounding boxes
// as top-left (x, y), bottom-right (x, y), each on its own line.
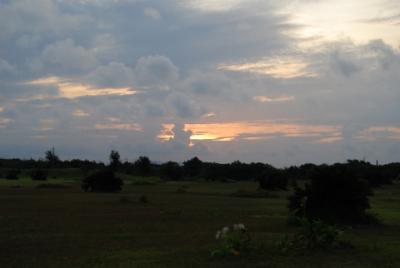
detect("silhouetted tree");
top-left (134, 156), bottom-right (152, 176)
top-left (45, 147), bottom-right (60, 168)
top-left (5, 169), bottom-right (20, 180)
top-left (109, 150), bottom-right (121, 170)
top-left (288, 165), bottom-right (372, 224)
top-left (160, 161), bottom-right (182, 180)
top-left (82, 168), bottom-right (123, 192)
top-left (30, 169), bottom-right (48, 181)
top-left (183, 157), bottom-right (203, 177)
top-left (258, 167), bottom-right (288, 190)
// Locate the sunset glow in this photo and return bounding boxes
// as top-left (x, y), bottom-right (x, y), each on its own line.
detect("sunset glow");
top-left (25, 77), bottom-right (136, 99)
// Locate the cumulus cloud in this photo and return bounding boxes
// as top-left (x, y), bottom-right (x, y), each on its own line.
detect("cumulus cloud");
top-left (40, 39), bottom-right (98, 74)
top-left (144, 7), bottom-right (161, 20)
top-left (86, 62), bottom-right (134, 88)
top-left (134, 55), bottom-right (179, 87)
top-left (0, 0), bottom-right (399, 165)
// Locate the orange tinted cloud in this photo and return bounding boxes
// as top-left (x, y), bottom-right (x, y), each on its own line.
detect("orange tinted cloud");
top-left (24, 76), bottom-right (136, 99)
top-left (0, 117), bottom-right (12, 128)
top-left (95, 123), bottom-right (142, 131)
top-left (73, 109), bottom-right (90, 117)
top-left (218, 57), bottom-right (317, 78)
top-left (159, 121), bottom-right (342, 143)
top-left (357, 126), bottom-right (400, 141)
top-left (253, 95), bottom-right (295, 103)
top-left (158, 123), bottom-right (175, 141)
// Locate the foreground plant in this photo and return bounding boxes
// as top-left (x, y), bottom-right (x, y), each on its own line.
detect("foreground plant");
top-left (211, 223), bottom-right (251, 257)
top-left (277, 218), bottom-right (346, 253)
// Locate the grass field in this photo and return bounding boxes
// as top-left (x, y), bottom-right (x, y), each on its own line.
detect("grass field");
top-left (0, 177), bottom-right (399, 268)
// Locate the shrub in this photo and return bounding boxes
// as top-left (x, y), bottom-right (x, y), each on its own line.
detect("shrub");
top-left (30, 169), bottom-right (48, 181)
top-left (258, 167), bottom-right (288, 190)
top-left (133, 156), bottom-right (152, 176)
top-left (183, 157), bottom-right (203, 177)
top-left (277, 218), bottom-right (345, 252)
top-left (82, 169), bottom-right (123, 192)
top-left (36, 183), bottom-right (69, 189)
top-left (139, 195), bottom-right (148, 203)
top-left (160, 161), bottom-right (182, 180)
top-left (211, 224), bottom-right (251, 257)
top-left (6, 170), bottom-right (20, 180)
top-left (288, 165), bottom-right (372, 224)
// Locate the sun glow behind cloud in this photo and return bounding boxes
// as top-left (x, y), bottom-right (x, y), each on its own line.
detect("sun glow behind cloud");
top-left (95, 123), bottom-right (142, 131)
top-left (253, 95), bottom-right (295, 103)
top-left (25, 76), bottom-right (136, 99)
top-left (357, 126), bottom-right (400, 141)
top-left (282, 0), bottom-right (400, 48)
top-left (159, 121), bottom-right (343, 144)
top-left (218, 57), bottom-right (317, 78)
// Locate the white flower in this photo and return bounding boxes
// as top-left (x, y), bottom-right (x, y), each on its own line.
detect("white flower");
top-left (222, 226), bottom-right (230, 236)
top-left (216, 230), bottom-right (221, 239)
top-left (233, 223), bottom-right (246, 231)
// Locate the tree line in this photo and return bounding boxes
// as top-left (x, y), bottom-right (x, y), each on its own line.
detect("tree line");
top-left (1, 149), bottom-right (399, 188)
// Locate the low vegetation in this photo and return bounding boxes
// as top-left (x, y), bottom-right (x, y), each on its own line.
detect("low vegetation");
top-left (0, 150), bottom-right (399, 267)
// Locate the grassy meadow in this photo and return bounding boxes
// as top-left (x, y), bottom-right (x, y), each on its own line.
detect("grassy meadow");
top-left (0, 174), bottom-right (399, 268)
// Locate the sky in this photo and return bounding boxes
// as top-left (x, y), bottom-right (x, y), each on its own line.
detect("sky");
top-left (0, 0), bottom-right (399, 166)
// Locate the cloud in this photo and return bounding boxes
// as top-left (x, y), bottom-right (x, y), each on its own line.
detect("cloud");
top-left (0, 58), bottom-right (16, 74)
top-left (134, 55), bottom-right (179, 87)
top-left (86, 62), bottom-right (134, 88)
top-left (39, 39), bottom-right (98, 74)
top-left (0, 0), bottom-right (399, 165)
top-left (144, 7), bottom-right (161, 20)
top-left (219, 56), bottom-right (318, 78)
top-left (94, 123), bottom-right (142, 131)
top-left (181, 121), bottom-right (343, 143)
top-left (24, 76), bottom-right (136, 99)
top-left (253, 95), bottom-right (295, 103)
top-left (73, 109), bottom-right (90, 117)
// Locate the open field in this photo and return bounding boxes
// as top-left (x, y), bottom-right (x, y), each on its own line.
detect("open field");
top-left (0, 178), bottom-right (399, 268)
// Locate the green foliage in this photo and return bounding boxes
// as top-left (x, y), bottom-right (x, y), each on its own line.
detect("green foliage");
top-left (81, 168), bottom-right (123, 192)
top-left (278, 218), bottom-right (345, 252)
top-left (30, 169), bottom-right (48, 181)
top-left (5, 169), bottom-right (20, 180)
top-left (160, 161), bottom-right (182, 180)
top-left (139, 195), bottom-right (148, 203)
top-left (258, 167), bottom-right (288, 190)
top-left (183, 157), bottom-right (203, 177)
top-left (211, 224), bottom-right (251, 257)
top-left (109, 150), bottom-right (121, 170)
top-left (45, 147), bottom-right (60, 168)
top-left (288, 165), bottom-right (372, 224)
top-left (133, 156), bottom-right (152, 176)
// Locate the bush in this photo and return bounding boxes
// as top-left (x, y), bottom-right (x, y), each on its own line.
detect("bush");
top-left (82, 169), bottom-right (123, 192)
top-left (5, 170), bottom-right (20, 180)
top-left (258, 167), bottom-right (288, 190)
top-left (139, 195), bottom-right (148, 203)
top-left (183, 157), bottom-right (203, 177)
top-left (212, 223), bottom-right (251, 257)
top-left (133, 156), bottom-right (152, 176)
top-left (278, 218), bottom-right (345, 252)
top-left (30, 169), bottom-right (48, 181)
top-left (160, 161), bottom-right (182, 180)
top-left (288, 165), bottom-right (372, 224)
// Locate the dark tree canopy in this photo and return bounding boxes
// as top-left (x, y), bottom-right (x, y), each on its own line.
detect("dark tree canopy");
top-left (258, 167), bottom-right (288, 190)
top-left (183, 157), bottom-right (203, 177)
top-left (45, 147), bottom-right (60, 167)
top-left (134, 156), bottom-right (152, 176)
top-left (109, 150), bottom-right (121, 170)
top-left (288, 165), bottom-right (372, 224)
top-left (30, 169), bottom-right (48, 181)
top-left (82, 169), bottom-right (123, 192)
top-left (160, 161), bottom-right (182, 180)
